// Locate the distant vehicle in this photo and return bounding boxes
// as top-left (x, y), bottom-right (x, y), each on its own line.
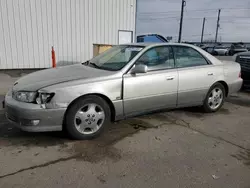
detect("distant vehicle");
top-left (199, 44), bottom-right (206, 49)
top-left (202, 45), bottom-right (215, 54)
top-left (234, 51), bottom-right (250, 89)
top-left (137, 34), bottom-right (168, 43)
top-left (229, 42), bottom-right (248, 56)
top-left (203, 45), bottom-right (228, 56)
top-left (213, 46), bottom-right (229, 56)
top-left (4, 43), bottom-right (242, 140)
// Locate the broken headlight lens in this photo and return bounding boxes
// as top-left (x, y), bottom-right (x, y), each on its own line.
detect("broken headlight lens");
top-left (12, 91), bottom-right (37, 103)
top-left (36, 93), bottom-right (55, 104)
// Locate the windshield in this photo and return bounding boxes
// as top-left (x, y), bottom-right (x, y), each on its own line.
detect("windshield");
top-left (233, 44), bottom-right (246, 49)
top-left (89, 45), bottom-right (144, 71)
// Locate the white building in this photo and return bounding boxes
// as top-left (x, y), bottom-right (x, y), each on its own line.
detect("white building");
top-left (0, 0), bottom-right (136, 69)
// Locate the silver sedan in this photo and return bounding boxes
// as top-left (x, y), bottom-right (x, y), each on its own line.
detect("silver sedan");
top-left (4, 43), bottom-right (243, 140)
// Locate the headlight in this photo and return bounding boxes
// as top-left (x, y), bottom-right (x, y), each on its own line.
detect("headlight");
top-left (36, 92), bottom-right (55, 104)
top-left (12, 91), bottom-right (37, 103)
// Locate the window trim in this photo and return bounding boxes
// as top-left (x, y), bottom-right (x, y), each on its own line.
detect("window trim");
top-left (127, 45), bottom-right (176, 73)
top-left (172, 45), bottom-right (212, 68)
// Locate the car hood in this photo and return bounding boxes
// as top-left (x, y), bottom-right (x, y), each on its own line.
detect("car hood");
top-left (12, 64), bottom-right (113, 91)
top-left (235, 51), bottom-right (250, 56)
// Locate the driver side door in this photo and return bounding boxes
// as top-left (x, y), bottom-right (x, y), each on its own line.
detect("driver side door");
top-left (122, 46), bottom-right (178, 117)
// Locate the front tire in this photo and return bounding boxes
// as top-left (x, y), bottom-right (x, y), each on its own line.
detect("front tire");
top-left (65, 95), bottom-right (111, 140)
top-left (203, 83), bottom-right (225, 113)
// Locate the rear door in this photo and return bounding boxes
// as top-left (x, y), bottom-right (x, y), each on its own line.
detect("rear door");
top-left (172, 45), bottom-right (218, 107)
top-left (123, 46), bottom-right (178, 117)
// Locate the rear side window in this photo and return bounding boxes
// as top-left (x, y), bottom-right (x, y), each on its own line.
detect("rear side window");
top-left (173, 46), bottom-right (209, 68)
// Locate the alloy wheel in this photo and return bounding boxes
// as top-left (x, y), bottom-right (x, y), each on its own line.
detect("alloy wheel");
top-left (208, 87), bottom-right (223, 110)
top-left (74, 103), bottom-right (105, 135)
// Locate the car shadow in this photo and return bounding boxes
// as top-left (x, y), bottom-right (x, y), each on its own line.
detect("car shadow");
top-left (0, 122), bottom-right (69, 148)
top-left (0, 115), bottom-right (159, 149)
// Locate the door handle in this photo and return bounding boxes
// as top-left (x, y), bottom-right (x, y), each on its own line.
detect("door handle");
top-left (208, 73), bottom-right (214, 76)
top-left (166, 77), bottom-right (174, 80)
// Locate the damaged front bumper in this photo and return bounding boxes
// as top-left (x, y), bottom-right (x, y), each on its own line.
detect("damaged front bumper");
top-left (4, 94), bottom-right (66, 132)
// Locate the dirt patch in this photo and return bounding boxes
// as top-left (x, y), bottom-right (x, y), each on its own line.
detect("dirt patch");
top-left (182, 107), bottom-right (205, 118)
top-left (97, 174), bottom-right (107, 184)
top-left (231, 149), bottom-right (250, 167)
top-left (226, 93), bottom-right (250, 107)
top-left (66, 118), bottom-right (159, 163)
top-left (72, 142), bottom-right (122, 163)
top-left (218, 108), bottom-right (230, 115)
top-left (141, 112), bottom-right (175, 122)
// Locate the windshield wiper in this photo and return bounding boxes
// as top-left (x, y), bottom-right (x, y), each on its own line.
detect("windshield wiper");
top-left (82, 60), bottom-right (90, 65)
top-left (82, 60), bottom-right (100, 68)
top-left (89, 62), bottom-right (100, 69)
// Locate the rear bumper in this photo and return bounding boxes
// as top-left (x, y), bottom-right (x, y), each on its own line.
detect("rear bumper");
top-left (228, 78), bottom-right (243, 95)
top-left (4, 94), bottom-right (65, 132)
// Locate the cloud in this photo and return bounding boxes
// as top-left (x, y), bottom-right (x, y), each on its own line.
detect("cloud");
top-left (136, 0), bottom-right (250, 42)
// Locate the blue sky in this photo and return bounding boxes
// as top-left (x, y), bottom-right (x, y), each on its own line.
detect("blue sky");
top-left (136, 0), bottom-right (250, 42)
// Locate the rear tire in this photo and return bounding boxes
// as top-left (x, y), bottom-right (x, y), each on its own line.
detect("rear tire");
top-left (203, 83), bottom-right (225, 113)
top-left (65, 95), bottom-right (111, 140)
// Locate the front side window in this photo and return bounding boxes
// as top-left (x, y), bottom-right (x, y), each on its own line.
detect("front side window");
top-left (173, 46), bottom-right (208, 68)
top-left (135, 46), bottom-right (175, 71)
top-left (89, 45), bottom-right (144, 71)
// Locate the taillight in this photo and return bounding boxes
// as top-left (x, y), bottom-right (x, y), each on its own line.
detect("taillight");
top-left (239, 72), bottom-right (241, 78)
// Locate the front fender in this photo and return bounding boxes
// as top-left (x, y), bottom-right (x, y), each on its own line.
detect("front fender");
top-left (41, 78), bottom-right (122, 109)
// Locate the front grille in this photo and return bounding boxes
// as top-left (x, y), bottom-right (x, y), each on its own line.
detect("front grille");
top-left (236, 56), bottom-right (250, 71)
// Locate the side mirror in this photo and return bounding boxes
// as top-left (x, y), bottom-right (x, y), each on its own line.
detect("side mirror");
top-left (131, 64), bottom-right (148, 74)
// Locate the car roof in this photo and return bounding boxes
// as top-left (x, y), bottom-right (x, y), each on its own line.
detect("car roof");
top-left (123, 42), bottom-right (197, 48)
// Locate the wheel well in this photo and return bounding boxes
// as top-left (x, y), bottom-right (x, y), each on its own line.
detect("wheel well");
top-left (62, 94), bottom-right (116, 128)
top-left (217, 81), bottom-right (229, 97)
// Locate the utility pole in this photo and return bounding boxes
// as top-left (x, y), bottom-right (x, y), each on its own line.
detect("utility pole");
top-left (178, 0), bottom-right (186, 43)
top-left (201, 17), bottom-right (206, 43)
top-left (215, 9), bottom-right (221, 43)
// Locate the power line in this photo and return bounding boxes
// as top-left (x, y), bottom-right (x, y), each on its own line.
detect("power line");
top-left (138, 16), bottom-right (250, 22)
top-left (138, 7), bottom-right (250, 15)
top-left (168, 33), bottom-right (213, 38)
top-left (220, 20), bottom-right (250, 24)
